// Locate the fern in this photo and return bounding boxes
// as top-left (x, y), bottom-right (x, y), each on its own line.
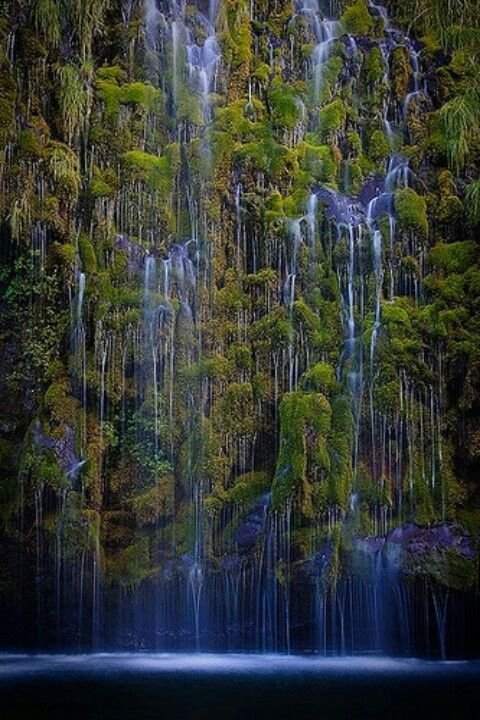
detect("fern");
top-left (439, 89), bottom-right (480, 172)
top-left (57, 64), bottom-right (87, 145)
top-left (33, 0), bottom-right (61, 48)
top-left (441, 25), bottom-right (480, 52)
top-left (67, 0), bottom-right (109, 60)
top-left (466, 180), bottom-right (480, 224)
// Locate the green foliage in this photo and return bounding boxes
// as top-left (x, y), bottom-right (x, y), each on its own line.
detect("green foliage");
top-left (96, 78), bottom-right (161, 121)
top-left (225, 471), bottom-right (271, 505)
top-left (1, 0), bottom-right (479, 611)
top-left (297, 141), bottom-right (338, 183)
top-left (78, 235), bottom-right (97, 273)
top-left (407, 548), bottom-right (476, 591)
top-left (57, 64), bottom-right (86, 144)
top-left (368, 130), bottom-right (390, 163)
top-left (122, 148), bottom-right (176, 194)
top-left (301, 363), bottom-right (337, 395)
top-left (47, 141), bottom-right (81, 196)
top-left (395, 188), bottom-right (429, 237)
top-left (236, 137), bottom-right (290, 177)
top-left (341, 0), bottom-right (374, 35)
top-left (465, 180), bottom-right (480, 224)
top-left (439, 88), bottom-right (480, 173)
top-left (364, 47), bottom-right (385, 86)
top-left (319, 99), bottom-right (346, 135)
top-left (67, 0), bottom-right (108, 60)
top-left (268, 86), bottom-right (303, 130)
top-left (105, 536), bottom-right (153, 589)
top-left (430, 242), bottom-right (477, 274)
top-left (33, 0), bottom-right (61, 47)
top-left (272, 391), bottom-right (332, 514)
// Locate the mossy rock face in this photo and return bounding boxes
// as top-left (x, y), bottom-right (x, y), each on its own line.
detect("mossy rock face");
top-left (395, 188), bottom-right (429, 238)
top-left (104, 536), bottom-right (153, 589)
top-left (364, 47), bottom-right (386, 87)
top-left (272, 390), bottom-right (332, 514)
top-left (391, 46), bottom-right (412, 99)
top-left (122, 150), bottom-right (175, 193)
top-left (268, 86), bottom-right (304, 130)
top-left (298, 141), bottom-right (339, 184)
top-left (430, 242), bottom-right (478, 274)
top-left (224, 471), bottom-right (272, 505)
top-left (319, 99), bottom-right (346, 136)
top-left (368, 129), bottom-right (390, 163)
top-left (405, 547), bottom-right (476, 591)
top-left (341, 0), bottom-right (374, 35)
top-left (98, 80), bottom-right (161, 121)
top-left (1, 0), bottom-right (480, 640)
top-left (387, 524), bottom-right (477, 591)
top-left (301, 363), bottom-right (337, 395)
top-left (79, 235), bottom-right (97, 274)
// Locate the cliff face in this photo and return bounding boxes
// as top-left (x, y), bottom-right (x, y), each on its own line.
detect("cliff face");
top-left (0, 0), bottom-right (479, 654)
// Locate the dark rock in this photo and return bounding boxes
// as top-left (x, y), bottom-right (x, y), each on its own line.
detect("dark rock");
top-left (235, 495), bottom-right (269, 549)
top-left (305, 541), bottom-right (334, 579)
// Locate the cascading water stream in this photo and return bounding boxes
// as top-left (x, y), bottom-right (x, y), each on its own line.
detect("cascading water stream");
top-left (3, 0), bottom-right (476, 660)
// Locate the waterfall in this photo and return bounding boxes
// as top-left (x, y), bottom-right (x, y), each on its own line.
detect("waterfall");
top-left (1, 0), bottom-right (477, 659)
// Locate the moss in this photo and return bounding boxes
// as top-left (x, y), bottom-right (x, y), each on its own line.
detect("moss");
top-left (283, 189), bottom-right (309, 217)
top-left (56, 63), bottom-right (86, 143)
top-left (268, 86), bottom-right (303, 130)
top-left (183, 356), bottom-right (231, 386)
top-left (96, 65), bottom-right (127, 83)
top-left (225, 471), bottom-right (271, 505)
top-left (249, 310), bottom-right (291, 350)
top-left (122, 149), bottom-right (175, 193)
top-left (368, 129), bottom-right (390, 163)
top-left (319, 99), bottom-right (346, 136)
top-left (236, 137), bottom-right (289, 177)
top-left (395, 188), bottom-right (429, 238)
top-left (391, 46), bottom-right (411, 99)
top-left (44, 377), bottom-right (78, 429)
top-left (407, 548), bottom-right (476, 591)
top-left (38, 450), bottom-right (67, 490)
top-left (430, 241), bottom-right (477, 274)
top-left (297, 141), bottom-right (338, 183)
top-left (301, 363), bottom-right (337, 395)
top-left (97, 78), bottom-right (161, 121)
top-left (327, 395), bottom-right (354, 508)
top-left (54, 243), bottom-right (76, 270)
top-left (272, 390), bottom-right (332, 514)
top-left (78, 234), bottom-right (97, 274)
top-left (33, 0), bottom-right (61, 47)
top-left (131, 480), bottom-right (174, 526)
top-left (292, 300), bottom-right (323, 346)
top-left (364, 47), bottom-right (386, 86)
top-left (47, 141), bottom-right (81, 197)
top-left (18, 129), bottom-right (45, 158)
top-left (105, 536), bottom-right (153, 589)
top-left (253, 62), bottom-right (270, 83)
top-left (90, 167), bottom-right (117, 198)
top-left (347, 131), bottom-right (362, 157)
top-left (218, 382), bottom-right (255, 437)
top-left (341, 0), bottom-right (374, 36)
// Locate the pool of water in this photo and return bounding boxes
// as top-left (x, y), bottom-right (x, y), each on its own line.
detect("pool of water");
top-left (0, 654), bottom-right (479, 719)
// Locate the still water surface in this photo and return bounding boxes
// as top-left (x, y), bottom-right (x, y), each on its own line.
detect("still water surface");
top-left (0, 654), bottom-right (478, 719)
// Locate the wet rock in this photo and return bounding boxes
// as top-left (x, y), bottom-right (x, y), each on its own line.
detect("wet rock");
top-left (235, 495), bottom-right (269, 549)
top-left (114, 234), bottom-right (147, 271)
top-left (220, 554), bottom-right (242, 572)
top-left (386, 523), bottom-right (476, 561)
top-left (305, 541), bottom-right (334, 579)
top-left (355, 536), bottom-right (385, 555)
top-left (32, 421), bottom-right (83, 478)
